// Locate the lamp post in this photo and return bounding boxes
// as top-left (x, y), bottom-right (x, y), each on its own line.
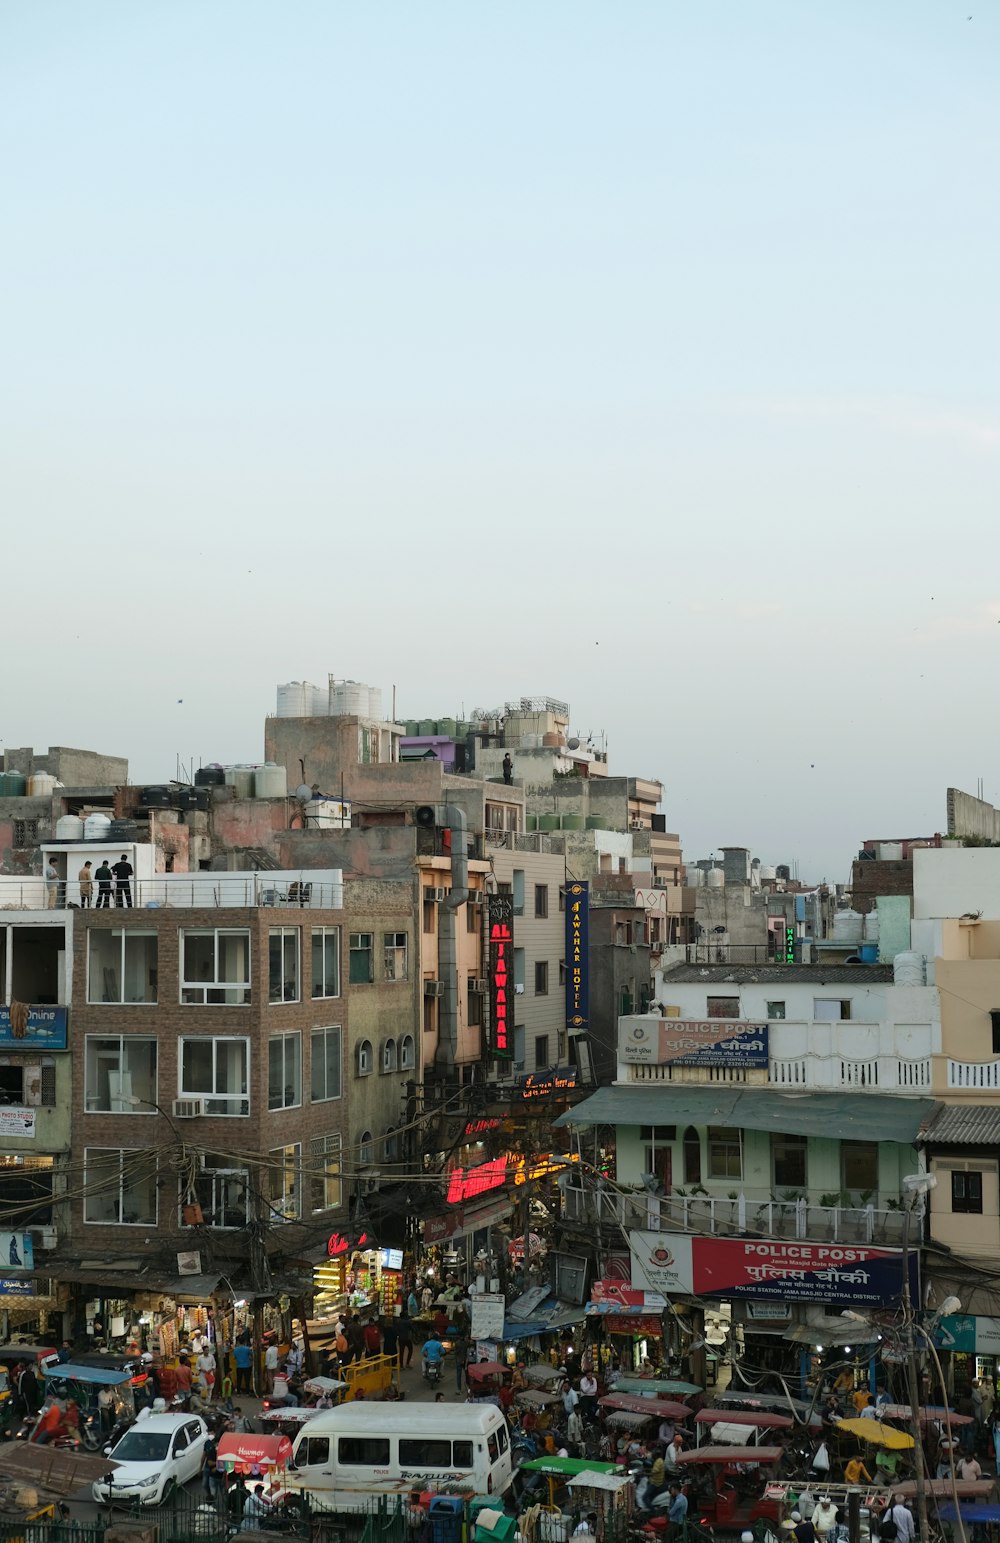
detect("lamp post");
top-left (901, 1172), bottom-right (936, 1543)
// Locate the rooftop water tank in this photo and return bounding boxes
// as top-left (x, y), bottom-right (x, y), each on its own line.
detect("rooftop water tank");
top-left (276, 682), bottom-right (308, 718)
top-left (879, 842), bottom-right (904, 861)
top-left (224, 766), bottom-right (255, 799)
top-left (109, 818), bottom-right (138, 841)
top-left (366, 687), bottom-right (383, 721)
top-left (706, 868), bottom-right (725, 888)
top-left (255, 763), bottom-right (288, 798)
top-left (27, 773), bottom-right (57, 798)
top-left (686, 868), bottom-right (705, 888)
top-left (138, 786), bottom-right (172, 809)
top-left (832, 908), bottom-right (864, 944)
top-left (305, 799), bottom-right (345, 829)
top-left (894, 951), bottom-right (926, 986)
top-left (864, 910), bottom-right (880, 941)
top-left (759, 865), bottom-right (777, 881)
top-left (330, 680), bottom-right (369, 717)
top-left (306, 682), bottom-right (328, 716)
top-left (175, 787), bottom-right (210, 812)
top-left (0, 772), bottom-right (27, 797)
top-left (195, 765), bottom-right (226, 787)
top-left (84, 812), bottom-right (112, 841)
top-left (55, 815), bottom-right (85, 841)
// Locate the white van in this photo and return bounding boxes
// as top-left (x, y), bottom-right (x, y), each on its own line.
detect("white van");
top-left (279, 1402), bottom-right (513, 1511)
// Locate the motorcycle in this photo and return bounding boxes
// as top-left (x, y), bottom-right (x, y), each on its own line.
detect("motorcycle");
top-left (422, 1358), bottom-right (442, 1386)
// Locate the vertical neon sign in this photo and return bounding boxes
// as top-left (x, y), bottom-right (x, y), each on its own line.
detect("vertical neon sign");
top-left (488, 894), bottom-right (514, 1057)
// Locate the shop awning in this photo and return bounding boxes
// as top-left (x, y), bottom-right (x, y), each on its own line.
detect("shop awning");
top-left (783, 1322), bottom-right (879, 1348)
top-left (554, 1087), bottom-right (937, 1144)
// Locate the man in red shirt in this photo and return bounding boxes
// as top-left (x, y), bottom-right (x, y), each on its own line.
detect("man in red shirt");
top-left (175, 1356), bottom-right (193, 1397)
top-left (362, 1321), bottom-right (381, 1358)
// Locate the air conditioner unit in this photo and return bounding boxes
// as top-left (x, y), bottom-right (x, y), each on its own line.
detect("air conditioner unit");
top-left (467, 892), bottom-right (486, 906)
top-left (37, 1229), bottom-right (57, 1250)
top-left (630, 820), bottom-right (643, 830)
top-left (470, 978), bottom-right (488, 993)
top-left (514, 983), bottom-right (525, 994)
top-left (428, 887), bottom-right (448, 903)
top-left (173, 1098), bottom-right (206, 1118)
top-left (424, 980), bottom-right (445, 998)
top-left (364, 1174), bottom-right (381, 1194)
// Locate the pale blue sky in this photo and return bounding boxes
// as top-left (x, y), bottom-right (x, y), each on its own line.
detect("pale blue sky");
top-left (3, 1), bottom-right (999, 879)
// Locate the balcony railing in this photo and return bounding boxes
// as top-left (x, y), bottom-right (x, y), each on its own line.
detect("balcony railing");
top-left (0, 873), bottom-right (345, 911)
top-left (624, 1056), bottom-right (932, 1091)
top-left (561, 1182), bottom-right (912, 1246)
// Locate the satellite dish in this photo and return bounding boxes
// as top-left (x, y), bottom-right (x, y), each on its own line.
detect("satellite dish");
top-left (295, 784), bottom-right (313, 803)
top-left (567, 737), bottom-right (581, 749)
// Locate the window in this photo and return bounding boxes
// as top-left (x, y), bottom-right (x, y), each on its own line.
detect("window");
top-left (357, 1039), bottom-right (373, 1076)
top-left (772, 1133), bottom-right (808, 1189)
top-left (512, 870), bottom-right (525, 917)
top-left (952, 1170), bottom-right (984, 1214)
top-left (310, 1134), bottom-right (342, 1213)
top-left (349, 933), bottom-right (374, 984)
top-left (358, 1130), bottom-right (374, 1166)
top-left (268, 928), bottom-right (300, 1003)
top-left (268, 1143), bottom-right (300, 1221)
top-left (534, 960), bottom-right (549, 996)
top-left (400, 1034), bottom-right (415, 1071)
top-left (311, 1027), bottom-right (342, 1102)
top-left (992, 1010), bottom-right (1000, 1056)
top-left (513, 949), bottom-right (525, 989)
top-left (299, 1437), bottom-right (330, 1467)
top-left (466, 902), bottom-right (478, 933)
top-left (180, 930), bottom-right (250, 1004)
top-left (399, 1439), bottom-right (455, 1468)
top-left (0, 1155), bottom-right (53, 1224)
top-left (766, 1001), bottom-right (786, 1020)
top-left (683, 1126), bottom-right (701, 1184)
top-left (338, 1437), bottom-right (390, 1466)
top-left (454, 1440), bottom-right (474, 1466)
top-left (643, 1126), bottom-right (674, 1191)
top-left (841, 1141), bottom-right (879, 1193)
top-left (268, 1033), bottom-right (302, 1109)
top-left (88, 932), bottom-right (158, 1004)
top-left (707, 996), bottom-right (740, 1019)
top-left (383, 932), bottom-right (408, 982)
top-left (84, 1036), bottom-right (157, 1112)
top-left (179, 1037), bottom-right (249, 1115)
top-left (311, 929), bottom-right (340, 999)
top-left (814, 998), bottom-right (851, 1021)
top-left (488, 1432), bottom-right (499, 1462)
top-left (84, 1148), bottom-right (157, 1225)
top-left (423, 891), bottom-right (437, 933)
top-left (467, 985), bottom-right (483, 1028)
top-left (381, 1038), bottom-right (397, 1074)
top-left (534, 885), bottom-right (549, 919)
top-left (535, 1035), bottom-right (549, 1069)
top-left (194, 1154), bottom-right (249, 1228)
top-left (708, 1127), bottom-right (742, 1180)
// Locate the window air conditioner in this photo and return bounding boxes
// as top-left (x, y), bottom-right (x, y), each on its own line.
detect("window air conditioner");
top-left (424, 980), bottom-right (445, 998)
top-left (173, 1098), bottom-right (206, 1118)
top-left (470, 978), bottom-right (488, 993)
top-left (428, 887), bottom-right (448, 903)
top-left (467, 892), bottom-right (486, 906)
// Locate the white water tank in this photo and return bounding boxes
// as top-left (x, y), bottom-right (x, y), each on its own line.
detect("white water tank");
top-left (276, 682), bottom-right (308, 718)
top-left (864, 910), bottom-right (880, 942)
top-left (706, 868), bottom-right (725, 888)
top-left (832, 908), bottom-right (864, 944)
top-left (225, 766), bottom-right (255, 799)
top-left (305, 682), bottom-right (328, 716)
top-left (329, 679), bottom-right (368, 717)
top-left (879, 842), bottom-right (904, 861)
top-left (894, 951), bottom-right (926, 986)
top-left (27, 773), bottom-right (57, 797)
top-left (759, 865), bottom-right (777, 881)
top-left (366, 686), bottom-right (383, 721)
top-left (686, 868), bottom-right (705, 888)
top-left (254, 763), bottom-right (288, 798)
top-left (55, 815), bottom-right (85, 841)
top-left (84, 812), bottom-right (112, 841)
top-left (305, 798), bottom-right (348, 829)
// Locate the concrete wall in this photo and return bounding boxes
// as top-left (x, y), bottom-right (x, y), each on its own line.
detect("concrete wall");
top-left (3, 746), bottom-right (128, 785)
top-left (947, 787), bottom-right (1000, 842)
top-left (914, 848), bottom-right (1000, 920)
top-left (0, 798), bottom-right (57, 875)
top-left (589, 907), bottom-right (653, 1084)
top-left (852, 858), bottom-right (913, 915)
top-left (876, 896), bottom-right (912, 963)
top-left (491, 849), bottom-right (566, 1074)
top-left (928, 1153), bottom-right (1000, 1259)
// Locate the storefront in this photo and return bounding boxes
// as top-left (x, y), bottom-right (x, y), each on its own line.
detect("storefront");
top-left (311, 1239), bottom-right (404, 1324)
top-left (932, 1313), bottom-right (1000, 1390)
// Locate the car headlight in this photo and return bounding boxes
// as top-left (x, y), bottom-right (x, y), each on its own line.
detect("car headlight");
top-left (136, 1475), bottom-right (161, 1489)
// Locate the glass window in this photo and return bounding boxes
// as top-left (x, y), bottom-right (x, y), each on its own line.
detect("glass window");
top-left (359, 1130), bottom-right (374, 1166)
top-left (349, 933), bottom-right (374, 984)
top-left (513, 949), bottom-right (525, 989)
top-left (423, 891), bottom-right (437, 933)
top-left (268, 1033), bottom-right (301, 1109)
top-left (707, 996), bottom-right (740, 1019)
top-left (454, 1440), bottom-right (473, 1466)
top-left (399, 1439), bottom-right (454, 1467)
top-left (772, 1133), bottom-right (808, 1189)
top-left (180, 930), bottom-right (250, 1005)
top-left (512, 870), bottom-right (525, 917)
top-left (400, 1034), bottom-right (415, 1071)
top-left (269, 928), bottom-right (300, 1003)
top-left (383, 932), bottom-right (407, 982)
top-left (683, 1126), bottom-right (701, 1184)
top-left (952, 1171), bottom-right (983, 1214)
top-left (488, 1432), bottom-right (499, 1462)
top-left (84, 1148), bottom-right (157, 1225)
top-left (179, 1037), bottom-right (249, 1115)
top-left (707, 1127), bottom-right (742, 1180)
top-left (88, 932), bottom-right (158, 1004)
top-left (268, 1143), bottom-right (301, 1221)
top-left (311, 929), bottom-right (340, 999)
top-left (534, 961), bottom-right (549, 996)
top-left (84, 1036), bottom-right (157, 1113)
top-left (534, 1035), bottom-right (549, 1069)
top-left (311, 1027), bottom-right (342, 1102)
top-left (534, 885), bottom-right (548, 918)
top-left (357, 1040), bottom-right (373, 1076)
top-left (338, 1437), bottom-right (390, 1466)
top-left (381, 1038), bottom-right (397, 1074)
top-left (300, 1437), bottom-right (330, 1467)
top-left (841, 1141), bottom-right (879, 1193)
top-left (467, 985), bottom-right (483, 1027)
top-left (766, 1001), bottom-right (786, 1020)
top-left (194, 1154), bottom-right (249, 1228)
top-left (310, 1134), bottom-right (342, 1213)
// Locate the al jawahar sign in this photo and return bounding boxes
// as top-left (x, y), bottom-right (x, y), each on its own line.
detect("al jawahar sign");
top-left (630, 1231), bottom-right (916, 1307)
top-left (621, 1018), bottom-right (768, 1069)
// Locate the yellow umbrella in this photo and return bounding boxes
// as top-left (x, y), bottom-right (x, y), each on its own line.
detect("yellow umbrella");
top-left (836, 1417), bottom-right (915, 1450)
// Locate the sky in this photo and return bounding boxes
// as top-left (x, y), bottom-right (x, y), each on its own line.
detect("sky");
top-left (3, 1), bottom-right (999, 884)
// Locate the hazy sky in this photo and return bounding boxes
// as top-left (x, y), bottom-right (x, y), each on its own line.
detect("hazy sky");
top-left (4, 1), bottom-right (999, 882)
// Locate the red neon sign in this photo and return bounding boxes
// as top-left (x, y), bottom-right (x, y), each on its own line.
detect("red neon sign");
top-left (446, 1157), bottom-right (508, 1204)
top-left (327, 1231), bottom-right (368, 1257)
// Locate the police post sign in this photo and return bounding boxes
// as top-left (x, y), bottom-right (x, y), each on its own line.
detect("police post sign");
top-left (488, 894), bottom-right (514, 1058)
top-left (565, 880), bottom-right (589, 1030)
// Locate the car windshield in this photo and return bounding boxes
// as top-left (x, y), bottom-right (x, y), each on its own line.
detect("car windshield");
top-left (112, 1431), bottom-right (172, 1462)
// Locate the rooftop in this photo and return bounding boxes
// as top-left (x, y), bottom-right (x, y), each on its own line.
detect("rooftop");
top-left (918, 1103), bottom-right (1000, 1146)
top-left (660, 963), bottom-right (896, 984)
top-left (555, 1085), bottom-right (937, 1142)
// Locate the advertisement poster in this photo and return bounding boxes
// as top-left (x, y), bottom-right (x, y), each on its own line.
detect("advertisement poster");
top-left (565, 882), bottom-right (589, 1030)
top-left (0, 1006), bottom-right (68, 1052)
top-left (0, 1109), bottom-right (35, 1140)
top-left (471, 1292), bottom-right (506, 1341)
top-left (0, 1233), bottom-right (34, 1272)
top-left (630, 1232), bottom-right (915, 1307)
top-left (620, 1019), bottom-right (769, 1069)
top-left (933, 1314), bottom-right (1000, 1355)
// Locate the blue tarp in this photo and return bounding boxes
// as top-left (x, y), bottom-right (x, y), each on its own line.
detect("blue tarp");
top-left (502, 1322), bottom-right (547, 1342)
top-left (938, 1506), bottom-right (1000, 1522)
top-left (45, 1364), bottom-right (133, 1385)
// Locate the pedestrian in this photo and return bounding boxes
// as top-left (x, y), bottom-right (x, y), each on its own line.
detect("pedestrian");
top-left (561, 1379), bottom-right (579, 1419)
top-left (580, 1368), bottom-right (599, 1421)
top-left (958, 1452), bottom-right (982, 1482)
top-left (264, 1342), bottom-right (278, 1393)
top-left (362, 1320), bottom-right (381, 1359)
top-left (890, 1498), bottom-right (915, 1543)
top-left (241, 1483), bottom-right (270, 1531)
top-left (95, 859), bottom-right (114, 908)
top-left (812, 1497), bottom-right (838, 1538)
top-left (112, 853), bottom-right (134, 907)
top-left (382, 1315), bottom-right (399, 1363)
top-left (202, 1431), bottom-right (221, 1502)
top-left (175, 1356), bottom-right (193, 1400)
top-left (45, 859), bottom-right (59, 910)
top-left (844, 1455), bottom-right (872, 1485)
top-left (345, 1316), bottom-right (364, 1365)
top-left (407, 1287), bottom-right (420, 1317)
top-left (452, 1318), bottom-right (470, 1393)
top-left (233, 1341), bottom-right (253, 1395)
top-left (396, 1308), bottom-right (414, 1369)
top-left (78, 861), bottom-right (94, 907)
top-left (197, 1346), bottom-right (217, 1401)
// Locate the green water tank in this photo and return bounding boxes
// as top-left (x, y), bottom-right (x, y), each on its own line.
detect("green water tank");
top-left (525, 814), bottom-right (537, 831)
top-left (538, 813), bottom-right (560, 832)
top-left (438, 718), bottom-right (457, 739)
top-left (561, 814), bottom-right (585, 831)
top-left (0, 772), bottom-right (27, 797)
top-left (585, 814), bottom-right (603, 829)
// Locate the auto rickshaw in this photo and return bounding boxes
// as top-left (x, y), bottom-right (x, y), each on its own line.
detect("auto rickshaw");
top-left (466, 1362), bottom-right (512, 1411)
top-left (0, 1348), bottom-right (59, 1437)
top-left (672, 1444), bottom-right (786, 1530)
top-left (39, 1364), bottom-right (135, 1450)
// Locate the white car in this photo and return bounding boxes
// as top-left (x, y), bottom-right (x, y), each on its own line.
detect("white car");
top-left (92, 1413), bottom-right (210, 1506)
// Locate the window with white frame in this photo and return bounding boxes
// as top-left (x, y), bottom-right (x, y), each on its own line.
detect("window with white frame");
top-left (310, 1133), bottom-right (342, 1213)
top-left (179, 1037), bottom-right (249, 1115)
top-left (358, 1129), bottom-right (374, 1166)
top-left (194, 1153), bottom-right (249, 1229)
top-left (707, 1126), bottom-right (743, 1180)
top-left (88, 932), bottom-right (158, 1004)
top-left (268, 1032), bottom-right (302, 1110)
top-left (84, 1148), bottom-right (157, 1225)
top-left (311, 928), bottom-right (341, 999)
top-left (381, 1038), bottom-right (397, 1074)
top-left (180, 930), bottom-right (251, 1005)
top-left (383, 932), bottom-right (408, 982)
top-left (357, 1039), bottom-right (373, 1075)
top-left (84, 1036), bottom-right (157, 1113)
top-left (311, 1026), bottom-right (342, 1102)
top-left (400, 1033), bottom-right (415, 1072)
top-left (349, 933), bottom-right (374, 984)
top-left (268, 1143), bottom-right (301, 1221)
top-left (269, 928), bottom-right (300, 1003)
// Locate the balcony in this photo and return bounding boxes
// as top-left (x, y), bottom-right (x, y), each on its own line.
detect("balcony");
top-left (561, 1181), bottom-right (911, 1246)
top-left (0, 871), bottom-right (345, 911)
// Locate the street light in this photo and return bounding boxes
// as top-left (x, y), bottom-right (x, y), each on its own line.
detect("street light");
top-left (901, 1172), bottom-right (935, 1543)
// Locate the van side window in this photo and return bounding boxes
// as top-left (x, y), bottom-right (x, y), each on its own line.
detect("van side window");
top-left (487, 1432), bottom-right (499, 1461)
top-left (399, 1439), bottom-right (453, 1467)
top-left (496, 1426), bottom-right (508, 1453)
top-left (301, 1437), bottom-right (329, 1466)
top-left (338, 1437), bottom-right (391, 1465)
top-left (453, 1441), bottom-right (473, 1467)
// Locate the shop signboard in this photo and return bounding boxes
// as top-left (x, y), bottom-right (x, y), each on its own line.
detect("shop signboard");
top-left (424, 1212), bottom-right (463, 1244)
top-left (591, 1281), bottom-right (666, 1310)
top-left (471, 1292), bottom-right (506, 1341)
top-left (0, 1005), bottom-right (67, 1052)
top-left (0, 1233), bottom-right (33, 1272)
top-left (0, 1278), bottom-right (34, 1297)
top-left (565, 882), bottom-right (589, 1030)
top-left (932, 1314), bottom-right (1000, 1355)
top-left (606, 1313), bottom-right (664, 1336)
top-left (0, 1109), bottom-right (35, 1140)
top-left (488, 896), bottom-right (514, 1059)
top-left (517, 1068), bottom-right (576, 1101)
top-left (620, 1018), bottom-right (768, 1068)
top-left (630, 1232), bottom-right (916, 1307)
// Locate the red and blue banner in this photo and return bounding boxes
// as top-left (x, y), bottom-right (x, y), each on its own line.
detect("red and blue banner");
top-left (631, 1232), bottom-right (917, 1308)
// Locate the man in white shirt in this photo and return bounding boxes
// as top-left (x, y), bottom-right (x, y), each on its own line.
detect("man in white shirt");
top-left (890, 1498), bottom-right (915, 1543)
top-left (579, 1371), bottom-right (598, 1419)
top-left (264, 1342), bottom-right (278, 1393)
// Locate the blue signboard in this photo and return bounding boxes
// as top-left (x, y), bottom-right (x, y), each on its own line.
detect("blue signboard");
top-left (621, 1019), bottom-right (769, 1069)
top-left (565, 881), bottom-right (589, 1030)
top-left (0, 1278), bottom-right (35, 1297)
top-left (0, 1005), bottom-right (67, 1051)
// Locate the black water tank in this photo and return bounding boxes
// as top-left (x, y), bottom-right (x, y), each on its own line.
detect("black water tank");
top-left (176, 787), bottom-right (210, 811)
top-left (109, 819), bottom-right (137, 842)
top-left (138, 786), bottom-right (172, 809)
top-left (195, 766), bottom-right (225, 787)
